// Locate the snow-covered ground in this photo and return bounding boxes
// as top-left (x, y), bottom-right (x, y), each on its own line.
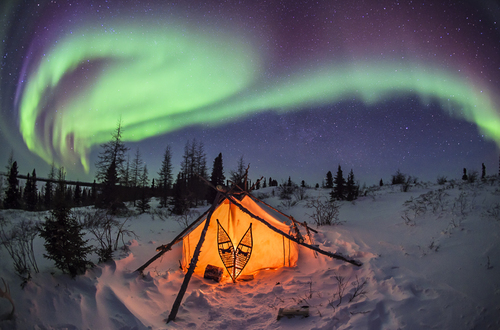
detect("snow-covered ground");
top-left (1, 178), bottom-right (499, 329)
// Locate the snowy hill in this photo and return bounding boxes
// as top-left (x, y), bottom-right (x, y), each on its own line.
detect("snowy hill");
top-left (1, 178), bottom-right (499, 329)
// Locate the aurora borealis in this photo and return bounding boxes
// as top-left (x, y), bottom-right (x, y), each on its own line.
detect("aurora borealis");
top-left (1, 0), bottom-right (499, 184)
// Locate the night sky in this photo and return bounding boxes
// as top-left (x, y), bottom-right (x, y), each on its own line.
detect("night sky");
top-left (1, 0), bottom-right (499, 187)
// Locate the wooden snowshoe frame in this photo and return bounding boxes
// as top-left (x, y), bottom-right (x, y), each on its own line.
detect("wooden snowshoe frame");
top-left (217, 220), bottom-right (253, 282)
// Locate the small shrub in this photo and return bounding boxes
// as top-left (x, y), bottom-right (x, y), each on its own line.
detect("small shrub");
top-left (277, 182), bottom-right (297, 200)
top-left (77, 209), bottom-right (138, 263)
top-left (0, 215), bottom-right (40, 283)
top-left (279, 199), bottom-right (298, 209)
top-left (306, 197), bottom-right (342, 226)
top-left (175, 209), bottom-right (200, 229)
top-left (293, 186), bottom-right (308, 201)
top-left (467, 170), bottom-right (478, 183)
top-left (391, 169), bottom-right (406, 185)
top-left (437, 175), bottom-right (447, 185)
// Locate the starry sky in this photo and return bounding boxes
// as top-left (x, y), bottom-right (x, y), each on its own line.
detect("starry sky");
top-left (1, 0), bottom-right (499, 186)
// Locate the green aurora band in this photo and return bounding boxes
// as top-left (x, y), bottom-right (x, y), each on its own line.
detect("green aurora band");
top-left (19, 24), bottom-right (500, 172)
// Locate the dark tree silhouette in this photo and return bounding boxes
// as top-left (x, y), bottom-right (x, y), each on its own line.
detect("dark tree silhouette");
top-left (95, 120), bottom-right (129, 211)
top-left (230, 155), bottom-right (247, 189)
top-left (44, 163), bottom-right (56, 210)
top-left (325, 171), bottom-right (334, 189)
top-left (130, 148), bottom-right (143, 206)
top-left (179, 139), bottom-right (207, 206)
top-left (462, 168), bottom-right (468, 181)
top-left (171, 173), bottom-right (188, 215)
top-left (158, 145), bottom-right (173, 208)
top-left (24, 169), bottom-right (38, 211)
top-left (4, 161), bottom-right (21, 209)
top-left (481, 163), bottom-right (486, 180)
top-left (39, 168), bottom-right (92, 277)
top-left (331, 165), bottom-right (346, 200)
top-left (391, 169), bottom-right (406, 185)
top-left (136, 165), bottom-right (150, 213)
top-left (207, 153), bottom-right (225, 203)
top-left (345, 169), bottom-right (359, 201)
top-left (74, 182), bottom-right (82, 206)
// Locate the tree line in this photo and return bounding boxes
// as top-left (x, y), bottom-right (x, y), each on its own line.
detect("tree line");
top-left (0, 121), bottom-right (259, 214)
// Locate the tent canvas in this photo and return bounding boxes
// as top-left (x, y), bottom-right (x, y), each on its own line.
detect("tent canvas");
top-left (136, 186), bottom-right (362, 323)
top-left (181, 194), bottom-right (299, 278)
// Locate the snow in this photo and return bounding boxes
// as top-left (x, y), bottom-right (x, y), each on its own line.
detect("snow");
top-left (1, 178), bottom-right (499, 329)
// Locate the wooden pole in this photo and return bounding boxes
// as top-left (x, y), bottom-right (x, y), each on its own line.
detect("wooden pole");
top-left (225, 194), bottom-right (362, 267)
top-left (166, 193), bottom-right (221, 323)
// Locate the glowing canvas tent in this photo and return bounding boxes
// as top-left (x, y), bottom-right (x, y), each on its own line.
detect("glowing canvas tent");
top-left (181, 194), bottom-right (299, 278)
top-left (137, 183), bottom-right (362, 323)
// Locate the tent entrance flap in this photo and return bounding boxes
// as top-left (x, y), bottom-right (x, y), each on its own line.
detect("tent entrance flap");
top-left (217, 219), bottom-right (253, 282)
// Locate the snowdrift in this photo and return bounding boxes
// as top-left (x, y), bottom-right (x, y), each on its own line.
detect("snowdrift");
top-left (1, 179), bottom-right (499, 329)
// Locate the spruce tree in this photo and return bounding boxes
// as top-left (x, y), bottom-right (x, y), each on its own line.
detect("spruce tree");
top-left (158, 145), bottom-right (173, 208)
top-left (4, 161), bottom-right (21, 209)
top-left (345, 169), bottom-right (359, 201)
top-left (136, 165), bottom-right (150, 213)
top-left (462, 168), bottom-right (468, 181)
top-left (74, 182), bottom-right (82, 206)
top-left (325, 171), bottom-right (334, 189)
top-left (39, 168), bottom-right (92, 277)
top-left (331, 165), bottom-right (346, 200)
top-left (171, 173), bottom-right (188, 215)
top-left (91, 180), bottom-right (97, 204)
top-left (207, 153), bottom-right (225, 202)
top-left (44, 163), bottom-right (56, 210)
top-left (24, 169), bottom-right (38, 211)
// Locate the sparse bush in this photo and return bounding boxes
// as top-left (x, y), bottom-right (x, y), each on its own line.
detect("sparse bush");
top-left (77, 209), bottom-right (138, 263)
top-left (175, 209), bottom-right (200, 229)
top-left (279, 199), bottom-right (298, 209)
top-left (277, 182), bottom-right (297, 200)
top-left (0, 215), bottom-right (40, 283)
top-left (391, 169), bottom-right (406, 185)
top-left (451, 191), bottom-right (469, 217)
top-left (328, 272), bottom-right (348, 308)
top-left (306, 197), bottom-right (342, 226)
top-left (400, 176), bottom-right (412, 192)
top-left (467, 170), bottom-right (478, 184)
top-left (483, 202), bottom-right (500, 221)
top-left (348, 275), bottom-right (368, 303)
top-left (151, 207), bottom-right (171, 221)
top-left (255, 192), bottom-right (270, 200)
top-left (437, 175), bottom-right (447, 185)
top-left (293, 186), bottom-right (308, 201)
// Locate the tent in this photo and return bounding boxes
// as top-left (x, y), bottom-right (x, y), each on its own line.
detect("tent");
top-left (181, 194), bottom-right (299, 279)
top-left (136, 184), bottom-right (362, 323)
